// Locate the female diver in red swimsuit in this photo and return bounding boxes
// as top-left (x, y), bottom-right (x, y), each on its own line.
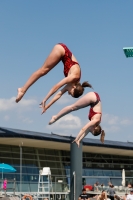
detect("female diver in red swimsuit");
top-left (16, 43), bottom-right (92, 111)
top-left (48, 91), bottom-right (105, 147)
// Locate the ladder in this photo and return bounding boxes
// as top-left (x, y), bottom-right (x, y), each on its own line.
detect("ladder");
top-left (38, 167), bottom-right (52, 200)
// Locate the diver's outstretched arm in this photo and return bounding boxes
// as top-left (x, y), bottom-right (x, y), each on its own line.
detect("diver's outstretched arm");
top-left (40, 86), bottom-right (68, 114)
top-left (73, 119), bottom-right (98, 147)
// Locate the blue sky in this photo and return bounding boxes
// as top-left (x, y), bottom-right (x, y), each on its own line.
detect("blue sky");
top-left (0, 1), bottom-right (133, 142)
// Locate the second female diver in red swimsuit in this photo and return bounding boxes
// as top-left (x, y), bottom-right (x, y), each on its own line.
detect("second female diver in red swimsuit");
top-left (48, 91), bottom-right (105, 147)
top-left (16, 43), bottom-right (92, 113)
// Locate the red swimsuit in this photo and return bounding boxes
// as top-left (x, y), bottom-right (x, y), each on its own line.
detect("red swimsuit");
top-left (59, 43), bottom-right (80, 77)
top-left (88, 92), bottom-right (102, 121)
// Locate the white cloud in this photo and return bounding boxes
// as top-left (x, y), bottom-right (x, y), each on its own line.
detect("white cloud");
top-left (102, 113), bottom-right (133, 133)
top-left (102, 113), bottom-right (133, 126)
top-left (103, 125), bottom-right (120, 133)
top-left (120, 119), bottom-right (133, 125)
top-left (0, 97), bottom-right (37, 111)
top-left (0, 97), bottom-right (16, 111)
top-left (19, 98), bottom-right (37, 106)
top-left (102, 114), bottom-right (119, 125)
top-left (47, 114), bottom-right (82, 130)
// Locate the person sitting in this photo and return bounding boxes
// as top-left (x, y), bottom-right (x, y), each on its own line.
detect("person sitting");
top-left (97, 190), bottom-right (107, 200)
top-left (22, 194), bottom-right (32, 200)
top-left (79, 188), bottom-right (91, 200)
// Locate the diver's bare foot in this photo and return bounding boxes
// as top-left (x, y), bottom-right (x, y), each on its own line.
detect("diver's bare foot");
top-left (72, 138), bottom-right (77, 143)
top-left (72, 139), bottom-right (80, 147)
top-left (75, 140), bottom-right (80, 148)
top-left (49, 116), bottom-right (57, 125)
top-left (16, 88), bottom-right (25, 103)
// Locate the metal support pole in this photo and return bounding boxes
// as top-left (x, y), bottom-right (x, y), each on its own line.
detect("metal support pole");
top-left (70, 140), bottom-right (82, 200)
top-left (19, 142), bottom-right (23, 199)
top-left (73, 172), bottom-right (76, 200)
top-left (13, 178), bottom-right (16, 196)
top-left (20, 145), bottom-right (22, 194)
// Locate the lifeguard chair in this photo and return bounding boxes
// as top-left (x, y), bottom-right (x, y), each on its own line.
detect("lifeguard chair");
top-left (38, 167), bottom-right (52, 200)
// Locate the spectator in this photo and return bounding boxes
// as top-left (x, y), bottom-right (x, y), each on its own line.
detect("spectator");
top-left (108, 182), bottom-right (112, 187)
top-left (126, 189), bottom-right (133, 200)
top-left (114, 194), bottom-right (124, 200)
top-left (107, 185), bottom-right (115, 200)
top-left (3, 178), bottom-right (7, 190)
top-left (79, 188), bottom-right (90, 200)
top-left (120, 193), bottom-right (128, 200)
top-left (94, 182), bottom-right (99, 191)
top-left (127, 183), bottom-right (132, 189)
top-left (125, 183), bottom-right (133, 194)
top-left (97, 190), bottom-right (107, 200)
top-left (22, 194), bottom-right (33, 200)
top-left (84, 185), bottom-right (93, 191)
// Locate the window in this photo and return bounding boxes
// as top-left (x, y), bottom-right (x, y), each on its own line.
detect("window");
top-left (46, 162), bottom-right (57, 168)
top-left (44, 149), bottom-right (56, 156)
top-left (1, 158), bottom-right (13, 165)
top-left (85, 169), bottom-right (93, 176)
top-left (12, 153), bottom-right (20, 158)
top-left (26, 166), bottom-right (39, 174)
top-left (40, 161), bottom-right (47, 167)
top-left (24, 160), bottom-right (38, 165)
top-left (110, 178), bottom-right (122, 186)
top-left (93, 170), bottom-right (103, 176)
top-left (13, 159), bottom-right (21, 165)
top-left (103, 170), bottom-right (113, 176)
top-left (112, 170), bottom-right (121, 176)
top-left (11, 146), bottom-right (19, 152)
top-left (126, 171), bottom-right (133, 177)
top-left (45, 155), bottom-right (56, 161)
top-left (85, 177), bottom-right (109, 185)
top-left (37, 149), bottom-right (45, 154)
top-left (2, 173), bottom-right (16, 180)
top-left (0, 145), bottom-right (11, 152)
top-left (23, 154), bottom-right (36, 159)
top-left (23, 147), bottom-right (35, 154)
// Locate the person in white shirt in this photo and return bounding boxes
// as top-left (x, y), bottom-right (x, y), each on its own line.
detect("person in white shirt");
top-left (126, 189), bottom-right (133, 200)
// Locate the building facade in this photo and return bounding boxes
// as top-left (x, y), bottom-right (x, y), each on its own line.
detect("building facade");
top-left (0, 127), bottom-right (133, 192)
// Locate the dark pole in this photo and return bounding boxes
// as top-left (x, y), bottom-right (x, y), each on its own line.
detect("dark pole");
top-left (70, 140), bottom-right (82, 200)
top-left (20, 146), bottom-right (22, 193)
top-left (19, 142), bottom-right (23, 197)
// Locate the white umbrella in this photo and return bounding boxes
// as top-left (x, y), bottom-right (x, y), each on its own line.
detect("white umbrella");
top-left (122, 169), bottom-right (125, 186)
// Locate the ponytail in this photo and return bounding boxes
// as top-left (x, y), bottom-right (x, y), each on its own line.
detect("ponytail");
top-left (93, 125), bottom-right (105, 143)
top-left (73, 81), bottom-right (93, 98)
top-left (82, 81), bottom-right (93, 89)
top-left (100, 130), bottom-right (105, 143)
